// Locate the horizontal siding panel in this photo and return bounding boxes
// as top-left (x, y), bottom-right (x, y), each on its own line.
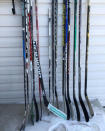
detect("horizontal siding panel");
top-left (0, 48), bottom-right (22, 57)
top-left (90, 26), bottom-right (105, 35)
top-left (0, 27), bottom-right (22, 37)
top-left (0, 16), bottom-right (21, 27)
top-left (90, 15), bottom-right (105, 26)
top-left (91, 4), bottom-right (105, 14)
top-left (0, 37), bottom-right (22, 48)
top-left (90, 36), bottom-right (105, 46)
top-left (0, 99), bottom-right (24, 104)
top-left (83, 72), bottom-right (105, 80)
top-left (0, 83), bottom-right (24, 91)
top-left (0, 0), bottom-right (20, 3)
top-left (0, 57), bottom-right (23, 66)
top-left (0, 66), bottom-right (23, 75)
top-left (82, 63), bottom-right (105, 72)
top-left (86, 55), bottom-right (105, 64)
top-left (92, 0), bottom-right (105, 4)
top-left (0, 91), bottom-right (24, 99)
top-left (0, 75), bottom-right (23, 84)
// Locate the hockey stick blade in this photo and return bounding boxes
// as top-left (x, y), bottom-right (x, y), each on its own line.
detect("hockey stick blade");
top-left (79, 96), bottom-right (89, 122)
top-left (74, 97), bottom-right (80, 121)
top-left (85, 95), bottom-right (94, 117)
top-left (48, 103), bottom-right (67, 120)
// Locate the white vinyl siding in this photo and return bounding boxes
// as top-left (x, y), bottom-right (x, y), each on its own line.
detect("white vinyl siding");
top-left (0, 0), bottom-right (105, 106)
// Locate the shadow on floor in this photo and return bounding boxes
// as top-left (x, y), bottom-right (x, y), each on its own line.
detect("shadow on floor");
top-left (0, 104), bottom-right (24, 131)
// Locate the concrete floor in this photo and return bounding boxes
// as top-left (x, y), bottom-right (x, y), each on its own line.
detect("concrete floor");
top-left (0, 104), bottom-right (24, 131)
top-left (0, 100), bottom-right (104, 131)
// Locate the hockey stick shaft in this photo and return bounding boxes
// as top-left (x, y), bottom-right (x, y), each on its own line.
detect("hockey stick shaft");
top-left (48, 8), bottom-right (51, 102)
top-left (85, 0), bottom-right (94, 117)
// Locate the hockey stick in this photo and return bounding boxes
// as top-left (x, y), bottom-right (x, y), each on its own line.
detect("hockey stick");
top-left (33, 41), bottom-right (67, 120)
top-left (65, 0), bottom-right (71, 120)
top-left (52, 0), bottom-right (59, 108)
top-left (67, 0), bottom-right (74, 119)
top-left (78, 0), bottom-right (89, 122)
top-left (48, 8), bottom-right (52, 103)
top-left (19, 0), bottom-right (30, 130)
top-left (73, 0), bottom-right (80, 121)
top-left (84, 0), bottom-right (94, 117)
top-left (34, 0), bottom-right (42, 119)
top-left (28, 0), bottom-right (39, 123)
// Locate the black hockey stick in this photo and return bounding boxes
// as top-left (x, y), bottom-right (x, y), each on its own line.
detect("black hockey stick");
top-left (52, 0), bottom-right (59, 108)
top-left (67, 0), bottom-right (74, 119)
top-left (84, 0), bottom-right (94, 117)
top-left (48, 8), bottom-right (51, 103)
top-left (62, 0), bottom-right (70, 120)
top-left (65, 0), bottom-right (71, 120)
top-left (19, 0), bottom-right (29, 130)
top-left (78, 0), bottom-right (89, 122)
